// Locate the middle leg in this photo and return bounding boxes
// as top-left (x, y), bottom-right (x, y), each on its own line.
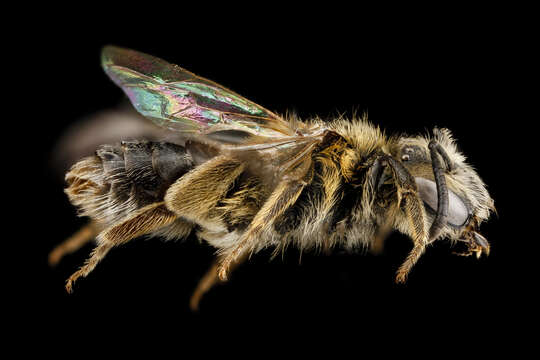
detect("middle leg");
top-left (217, 175), bottom-right (310, 281)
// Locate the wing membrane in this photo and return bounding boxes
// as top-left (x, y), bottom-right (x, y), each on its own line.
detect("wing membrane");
top-left (101, 46), bottom-right (332, 182)
top-left (102, 46), bottom-right (295, 138)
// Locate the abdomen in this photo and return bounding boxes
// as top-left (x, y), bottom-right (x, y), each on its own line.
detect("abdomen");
top-left (65, 141), bottom-right (194, 227)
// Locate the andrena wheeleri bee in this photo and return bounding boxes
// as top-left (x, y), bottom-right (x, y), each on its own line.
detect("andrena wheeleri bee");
top-left (50, 46), bottom-right (495, 310)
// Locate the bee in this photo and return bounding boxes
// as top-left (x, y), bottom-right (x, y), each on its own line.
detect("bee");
top-left (51, 46), bottom-right (494, 310)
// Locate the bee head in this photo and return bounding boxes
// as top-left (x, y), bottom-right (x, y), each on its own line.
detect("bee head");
top-left (392, 128), bottom-right (494, 241)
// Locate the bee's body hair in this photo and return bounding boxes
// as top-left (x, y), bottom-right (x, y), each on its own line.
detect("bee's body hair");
top-left (65, 140), bottom-right (194, 232)
top-left (63, 115), bottom-right (493, 293)
top-left (66, 118), bottom-right (387, 251)
top-left (56, 46), bottom-right (494, 304)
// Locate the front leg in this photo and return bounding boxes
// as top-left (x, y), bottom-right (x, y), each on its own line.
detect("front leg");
top-left (395, 192), bottom-right (428, 283)
top-left (384, 156), bottom-right (429, 283)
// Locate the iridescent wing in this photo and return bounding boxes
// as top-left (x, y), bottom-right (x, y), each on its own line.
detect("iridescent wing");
top-left (102, 46), bottom-right (333, 182)
top-left (102, 46), bottom-right (296, 139)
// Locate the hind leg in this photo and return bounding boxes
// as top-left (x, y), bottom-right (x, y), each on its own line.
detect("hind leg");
top-left (49, 221), bottom-right (101, 266)
top-left (65, 202), bottom-right (177, 293)
top-left (164, 156), bottom-right (244, 226)
top-left (67, 156), bottom-right (246, 293)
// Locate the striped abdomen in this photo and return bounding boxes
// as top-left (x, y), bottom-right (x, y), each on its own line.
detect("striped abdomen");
top-left (65, 141), bottom-right (194, 227)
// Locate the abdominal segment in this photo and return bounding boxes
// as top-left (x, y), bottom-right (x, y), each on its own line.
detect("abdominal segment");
top-left (65, 141), bottom-right (194, 227)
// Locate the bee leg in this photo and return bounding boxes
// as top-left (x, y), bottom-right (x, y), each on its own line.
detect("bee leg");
top-left (395, 193), bottom-right (428, 283)
top-left (371, 204), bottom-right (398, 255)
top-left (49, 221), bottom-right (101, 266)
top-left (164, 156), bottom-right (245, 226)
top-left (65, 202), bottom-right (177, 293)
top-left (218, 177), bottom-right (309, 281)
top-left (383, 156), bottom-right (429, 283)
top-left (189, 251), bottom-right (248, 312)
top-left (189, 258), bottom-right (221, 312)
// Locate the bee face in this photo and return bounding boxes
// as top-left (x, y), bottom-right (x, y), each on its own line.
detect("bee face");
top-left (392, 128), bottom-right (494, 240)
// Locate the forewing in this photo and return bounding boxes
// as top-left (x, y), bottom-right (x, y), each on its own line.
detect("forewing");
top-left (101, 46), bottom-right (332, 184)
top-left (102, 46), bottom-right (295, 139)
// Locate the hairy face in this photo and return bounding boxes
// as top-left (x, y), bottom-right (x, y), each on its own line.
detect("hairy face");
top-left (392, 128), bottom-right (494, 241)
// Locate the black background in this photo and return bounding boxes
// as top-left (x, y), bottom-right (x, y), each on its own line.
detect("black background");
top-left (9, 5), bottom-right (529, 350)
